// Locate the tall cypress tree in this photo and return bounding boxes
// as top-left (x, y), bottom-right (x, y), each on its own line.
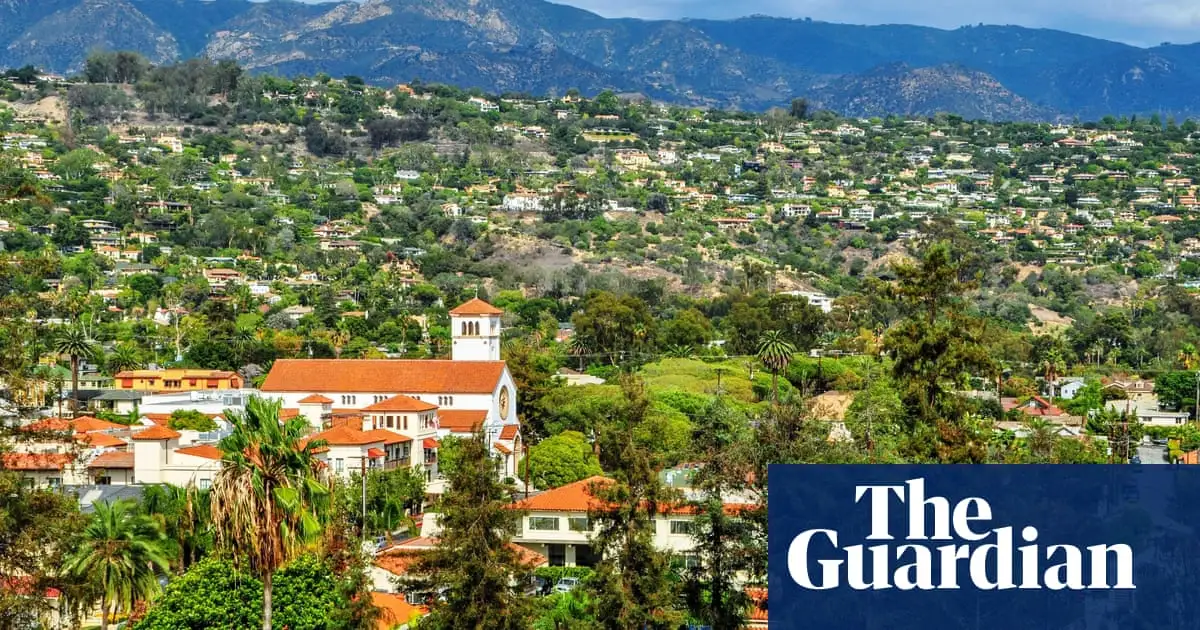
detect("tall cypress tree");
top-left (407, 431), bottom-right (535, 630)
top-left (685, 398), bottom-right (753, 630)
top-left (587, 378), bottom-right (682, 630)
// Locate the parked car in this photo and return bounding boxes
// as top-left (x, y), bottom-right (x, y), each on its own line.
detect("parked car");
top-left (554, 577), bottom-right (580, 593)
top-left (525, 576), bottom-right (550, 597)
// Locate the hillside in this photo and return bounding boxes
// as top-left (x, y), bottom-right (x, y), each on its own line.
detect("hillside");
top-left (3, 0), bottom-right (1200, 118)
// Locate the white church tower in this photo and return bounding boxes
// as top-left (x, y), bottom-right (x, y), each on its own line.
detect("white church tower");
top-left (449, 298), bottom-right (503, 361)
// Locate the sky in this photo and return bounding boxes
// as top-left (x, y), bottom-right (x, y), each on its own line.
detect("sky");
top-left (544, 0), bottom-right (1196, 47)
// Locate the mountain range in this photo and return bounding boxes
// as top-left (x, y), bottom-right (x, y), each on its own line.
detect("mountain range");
top-left (4, 0), bottom-right (1200, 120)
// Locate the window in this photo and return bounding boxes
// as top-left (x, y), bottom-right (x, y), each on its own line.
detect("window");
top-left (386, 415), bottom-right (394, 429)
top-left (47, 477), bottom-right (61, 489)
top-left (528, 517), bottom-right (560, 531)
top-left (568, 517), bottom-right (590, 532)
top-left (199, 479), bottom-right (211, 490)
top-left (335, 459), bottom-right (344, 473)
top-left (669, 520), bottom-right (694, 535)
top-left (403, 416), bottom-right (409, 430)
top-left (96, 476), bottom-right (112, 485)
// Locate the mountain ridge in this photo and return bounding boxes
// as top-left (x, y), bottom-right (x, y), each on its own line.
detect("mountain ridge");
top-left (2, 0), bottom-right (1198, 120)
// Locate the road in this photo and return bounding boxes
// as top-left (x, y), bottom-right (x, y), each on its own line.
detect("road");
top-left (1136, 444), bottom-right (1169, 464)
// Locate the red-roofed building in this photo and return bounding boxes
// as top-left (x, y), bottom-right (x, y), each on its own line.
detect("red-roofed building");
top-left (259, 299), bottom-right (519, 479)
top-left (503, 476), bottom-right (759, 567)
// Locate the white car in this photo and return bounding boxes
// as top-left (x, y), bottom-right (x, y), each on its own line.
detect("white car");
top-left (553, 577), bottom-right (580, 593)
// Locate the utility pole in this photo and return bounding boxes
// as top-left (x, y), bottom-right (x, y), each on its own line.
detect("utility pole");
top-left (361, 458), bottom-right (367, 541)
top-left (1193, 370), bottom-right (1199, 423)
top-left (523, 437), bottom-right (531, 500)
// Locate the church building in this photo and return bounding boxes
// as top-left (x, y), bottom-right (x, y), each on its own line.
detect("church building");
top-left (259, 298), bottom-right (522, 473)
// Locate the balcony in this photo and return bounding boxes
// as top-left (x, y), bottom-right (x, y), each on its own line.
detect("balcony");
top-left (384, 457), bottom-right (411, 470)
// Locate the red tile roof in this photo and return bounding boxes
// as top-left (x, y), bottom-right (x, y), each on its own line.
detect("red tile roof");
top-left (304, 424), bottom-right (384, 446)
top-left (132, 425), bottom-right (182, 441)
top-left (510, 476), bottom-right (612, 513)
top-left (498, 424), bottom-right (518, 440)
top-left (509, 476), bottom-right (756, 516)
top-left (1002, 395), bottom-right (1068, 417)
top-left (22, 417), bottom-right (71, 432)
top-left (175, 444), bottom-right (222, 460)
top-left (362, 395), bottom-right (437, 413)
top-left (448, 297), bottom-right (503, 316)
top-left (367, 448), bottom-right (386, 458)
top-left (71, 416), bottom-right (128, 432)
top-left (361, 429), bottom-right (411, 445)
top-left (371, 592), bottom-right (427, 630)
top-left (494, 442), bottom-right (512, 455)
top-left (423, 438), bottom-right (439, 449)
top-left (78, 433), bottom-right (127, 448)
top-left (298, 394), bottom-right (334, 404)
top-left (2, 452), bottom-right (74, 471)
top-left (261, 359), bottom-right (505, 394)
top-left (89, 451), bottom-right (134, 469)
top-left (437, 410), bottom-right (487, 433)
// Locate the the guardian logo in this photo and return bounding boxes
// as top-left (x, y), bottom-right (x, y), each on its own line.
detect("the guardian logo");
top-left (787, 478), bottom-right (1136, 591)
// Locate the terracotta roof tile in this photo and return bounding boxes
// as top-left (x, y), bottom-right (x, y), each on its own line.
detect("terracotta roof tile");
top-left (298, 394), bottom-right (334, 404)
top-left (362, 395), bottom-right (437, 413)
top-left (498, 424), bottom-right (518, 440)
top-left (71, 416), bottom-right (128, 432)
top-left (175, 444), bottom-right (222, 460)
top-left (22, 417), bottom-right (71, 432)
top-left (78, 433), bottom-right (127, 448)
top-left (422, 438), bottom-right (439, 449)
top-left (261, 359), bottom-right (505, 394)
top-left (371, 592), bottom-right (427, 630)
top-left (361, 429), bottom-right (411, 445)
top-left (448, 297), bottom-right (503, 315)
top-left (131, 425), bottom-right (182, 441)
top-left (510, 476), bottom-right (612, 513)
top-left (89, 451), bottom-right (134, 469)
top-left (2, 452), bottom-right (74, 471)
top-left (494, 442), bottom-right (512, 455)
top-left (437, 410), bottom-right (487, 433)
top-left (367, 448), bottom-right (386, 458)
top-left (304, 425), bottom-right (377, 446)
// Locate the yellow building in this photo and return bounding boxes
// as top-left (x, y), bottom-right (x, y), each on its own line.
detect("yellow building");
top-left (114, 369), bottom-right (242, 393)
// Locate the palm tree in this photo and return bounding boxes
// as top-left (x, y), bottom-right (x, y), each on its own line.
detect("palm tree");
top-left (566, 334), bottom-right (590, 371)
top-left (330, 330), bottom-right (350, 359)
top-left (1179, 343), bottom-right (1200, 370)
top-left (53, 324), bottom-right (98, 416)
top-left (210, 396), bottom-right (331, 630)
top-left (64, 500), bottom-right (173, 630)
top-left (1040, 349), bottom-right (1066, 396)
top-left (756, 330), bottom-right (797, 403)
top-left (105, 343), bottom-right (142, 376)
top-left (139, 484), bottom-right (211, 572)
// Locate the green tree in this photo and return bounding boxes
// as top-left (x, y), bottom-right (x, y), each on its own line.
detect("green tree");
top-left (756, 330), bottom-right (796, 403)
top-left (105, 343), bottom-right (142, 376)
top-left (521, 430), bottom-right (602, 490)
top-left (884, 241), bottom-right (995, 459)
top-left (133, 555), bottom-right (351, 630)
top-left (64, 500), bottom-right (173, 630)
top-left (0, 470), bottom-right (86, 629)
top-left (406, 430), bottom-right (536, 630)
top-left (210, 396), bottom-right (332, 630)
top-left (168, 409), bottom-right (219, 432)
top-left (138, 484), bottom-right (212, 572)
top-left (685, 398), bottom-right (752, 630)
top-left (53, 324), bottom-right (98, 415)
top-left (587, 379), bottom-right (682, 630)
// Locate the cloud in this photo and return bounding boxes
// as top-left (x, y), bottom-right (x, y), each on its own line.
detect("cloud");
top-left (549, 0), bottom-right (1200, 46)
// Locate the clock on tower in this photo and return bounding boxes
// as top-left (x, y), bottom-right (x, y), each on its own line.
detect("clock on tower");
top-left (499, 386), bottom-right (511, 421)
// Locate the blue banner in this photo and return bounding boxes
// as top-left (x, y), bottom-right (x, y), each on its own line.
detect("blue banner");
top-left (768, 465), bottom-right (1200, 629)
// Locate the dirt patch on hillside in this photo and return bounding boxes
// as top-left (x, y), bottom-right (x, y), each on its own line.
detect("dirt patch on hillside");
top-left (1028, 303), bottom-right (1073, 333)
